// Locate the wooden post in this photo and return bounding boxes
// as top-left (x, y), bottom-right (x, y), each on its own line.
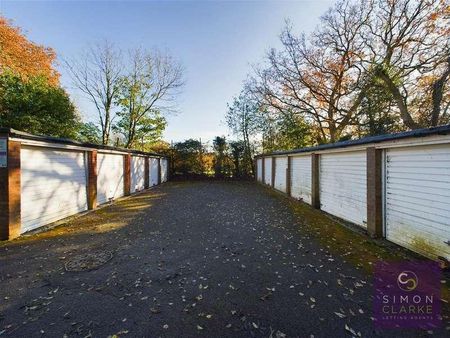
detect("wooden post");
top-left (286, 156), bottom-right (291, 197)
top-left (367, 147), bottom-right (383, 238)
top-left (144, 157), bottom-right (150, 189)
top-left (0, 135), bottom-right (21, 240)
top-left (87, 150), bottom-right (97, 210)
top-left (124, 154), bottom-right (131, 196)
top-left (311, 153), bottom-right (320, 209)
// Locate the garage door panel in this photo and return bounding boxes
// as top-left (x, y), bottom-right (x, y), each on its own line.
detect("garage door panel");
top-left (150, 158), bottom-right (159, 186)
top-left (387, 227), bottom-right (450, 259)
top-left (320, 151), bottom-right (367, 227)
top-left (385, 147), bottom-right (450, 157)
top-left (161, 159), bottom-right (168, 182)
top-left (388, 170), bottom-right (450, 182)
top-left (386, 188), bottom-right (450, 204)
top-left (264, 158), bottom-right (272, 186)
top-left (321, 200), bottom-right (366, 226)
top-left (386, 211), bottom-right (448, 236)
top-left (387, 194), bottom-right (449, 216)
top-left (387, 176), bottom-right (450, 190)
top-left (131, 156), bottom-right (145, 193)
top-left (97, 153), bottom-right (124, 204)
top-left (389, 230), bottom-right (447, 247)
top-left (257, 159), bottom-right (262, 182)
top-left (290, 156), bottom-right (311, 204)
top-left (387, 201), bottom-right (449, 225)
top-left (385, 145), bottom-right (450, 260)
top-left (21, 146), bottom-right (88, 233)
top-left (274, 157), bottom-right (287, 192)
top-left (386, 165), bottom-right (450, 175)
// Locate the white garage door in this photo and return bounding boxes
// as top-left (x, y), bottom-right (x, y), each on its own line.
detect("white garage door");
top-left (161, 158), bottom-right (168, 182)
top-left (150, 158), bottom-right (159, 186)
top-left (97, 153), bottom-right (124, 204)
top-left (290, 155), bottom-right (311, 204)
top-left (385, 145), bottom-right (450, 260)
top-left (131, 156), bottom-right (145, 193)
top-left (21, 146), bottom-right (88, 233)
top-left (257, 158), bottom-right (262, 182)
top-left (274, 157), bottom-right (287, 192)
top-left (264, 157), bottom-right (272, 186)
top-left (320, 151), bottom-right (367, 227)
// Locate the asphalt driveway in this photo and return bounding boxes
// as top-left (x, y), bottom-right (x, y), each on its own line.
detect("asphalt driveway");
top-left (0, 181), bottom-right (448, 337)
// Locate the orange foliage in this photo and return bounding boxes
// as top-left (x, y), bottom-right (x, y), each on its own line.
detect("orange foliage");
top-left (0, 16), bottom-right (59, 85)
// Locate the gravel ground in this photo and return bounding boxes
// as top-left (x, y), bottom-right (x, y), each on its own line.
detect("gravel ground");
top-left (0, 181), bottom-right (448, 337)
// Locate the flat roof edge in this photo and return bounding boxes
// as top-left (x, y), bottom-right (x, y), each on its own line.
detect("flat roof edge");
top-left (0, 127), bottom-right (166, 158)
top-left (256, 124), bottom-right (450, 158)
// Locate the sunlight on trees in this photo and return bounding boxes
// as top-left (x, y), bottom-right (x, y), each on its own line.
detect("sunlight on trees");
top-left (0, 16), bottom-right (60, 86)
top-left (237, 0), bottom-right (449, 150)
top-left (66, 45), bottom-right (184, 148)
top-left (114, 49), bottom-right (183, 149)
top-left (65, 41), bottom-right (123, 145)
top-left (0, 16), bottom-right (80, 138)
top-left (0, 72), bottom-right (79, 138)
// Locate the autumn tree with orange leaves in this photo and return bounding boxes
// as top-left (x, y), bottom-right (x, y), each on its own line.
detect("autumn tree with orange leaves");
top-left (243, 0), bottom-right (449, 148)
top-left (0, 16), bottom-right (82, 138)
top-left (0, 16), bottom-right (59, 86)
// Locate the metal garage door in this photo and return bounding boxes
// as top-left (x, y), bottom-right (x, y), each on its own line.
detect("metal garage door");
top-left (21, 146), bottom-right (88, 233)
top-left (161, 158), bottom-right (168, 182)
top-left (274, 157), bottom-right (287, 192)
top-left (385, 145), bottom-right (450, 260)
top-left (320, 151), bottom-right (367, 227)
top-left (131, 156), bottom-right (145, 193)
top-left (150, 158), bottom-right (159, 186)
top-left (97, 153), bottom-right (124, 204)
top-left (257, 158), bottom-right (262, 182)
top-left (290, 155), bottom-right (311, 204)
top-left (264, 157), bottom-right (272, 186)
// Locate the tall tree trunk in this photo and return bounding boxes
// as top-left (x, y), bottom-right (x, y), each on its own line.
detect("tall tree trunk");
top-left (431, 57), bottom-right (450, 126)
top-left (103, 113), bottom-right (110, 145)
top-left (377, 70), bottom-right (420, 129)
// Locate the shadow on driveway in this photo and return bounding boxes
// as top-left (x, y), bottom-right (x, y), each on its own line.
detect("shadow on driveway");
top-left (0, 181), bottom-right (448, 337)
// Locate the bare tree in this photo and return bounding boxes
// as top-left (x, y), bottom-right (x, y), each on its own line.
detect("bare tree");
top-left (361, 0), bottom-right (449, 128)
top-left (226, 91), bottom-right (261, 173)
top-left (115, 49), bottom-right (184, 148)
top-left (250, 1), bottom-right (370, 143)
top-left (431, 56), bottom-right (450, 125)
top-left (65, 41), bottom-right (122, 145)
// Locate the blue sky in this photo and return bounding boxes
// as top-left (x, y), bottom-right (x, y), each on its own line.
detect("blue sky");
top-left (0, 0), bottom-right (333, 143)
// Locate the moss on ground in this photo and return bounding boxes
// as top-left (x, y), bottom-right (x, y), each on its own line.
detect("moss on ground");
top-left (265, 187), bottom-right (450, 304)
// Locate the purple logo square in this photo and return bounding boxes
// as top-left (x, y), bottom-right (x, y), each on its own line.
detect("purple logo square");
top-left (373, 261), bottom-right (441, 329)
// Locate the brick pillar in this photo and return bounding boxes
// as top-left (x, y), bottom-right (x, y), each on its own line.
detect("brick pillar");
top-left (144, 157), bottom-right (150, 189)
top-left (157, 158), bottom-right (161, 185)
top-left (261, 157), bottom-right (265, 184)
top-left (0, 138), bottom-right (21, 240)
top-left (124, 154), bottom-right (131, 196)
top-left (311, 153), bottom-right (320, 209)
top-left (87, 150), bottom-right (97, 210)
top-left (286, 156), bottom-right (291, 197)
top-left (367, 147), bottom-right (383, 238)
top-left (271, 157), bottom-right (275, 188)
